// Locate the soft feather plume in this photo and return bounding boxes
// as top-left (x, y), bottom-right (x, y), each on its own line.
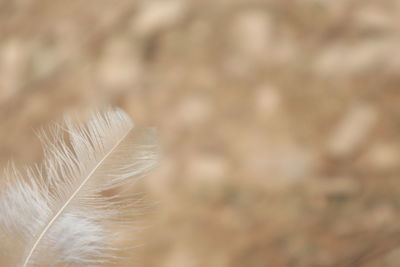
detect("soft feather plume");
top-left (0, 108), bottom-right (159, 267)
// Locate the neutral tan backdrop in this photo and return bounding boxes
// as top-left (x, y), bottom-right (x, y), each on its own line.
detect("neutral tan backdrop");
top-left (1, 0), bottom-right (400, 266)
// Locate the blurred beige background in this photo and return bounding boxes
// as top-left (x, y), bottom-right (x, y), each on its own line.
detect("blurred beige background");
top-left (1, 0), bottom-right (400, 266)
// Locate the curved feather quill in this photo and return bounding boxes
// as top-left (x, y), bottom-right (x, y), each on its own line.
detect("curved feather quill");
top-left (0, 108), bottom-right (159, 267)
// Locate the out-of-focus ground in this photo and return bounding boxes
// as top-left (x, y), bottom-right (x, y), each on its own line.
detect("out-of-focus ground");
top-left (1, 0), bottom-right (400, 266)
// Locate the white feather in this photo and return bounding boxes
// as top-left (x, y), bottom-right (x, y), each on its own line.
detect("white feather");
top-left (0, 108), bottom-right (159, 267)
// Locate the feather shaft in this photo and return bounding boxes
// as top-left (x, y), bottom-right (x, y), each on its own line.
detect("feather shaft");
top-left (21, 127), bottom-right (130, 267)
top-left (0, 108), bottom-right (159, 267)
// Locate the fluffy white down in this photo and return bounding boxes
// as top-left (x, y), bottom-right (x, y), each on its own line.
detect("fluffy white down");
top-left (0, 108), bottom-right (159, 267)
